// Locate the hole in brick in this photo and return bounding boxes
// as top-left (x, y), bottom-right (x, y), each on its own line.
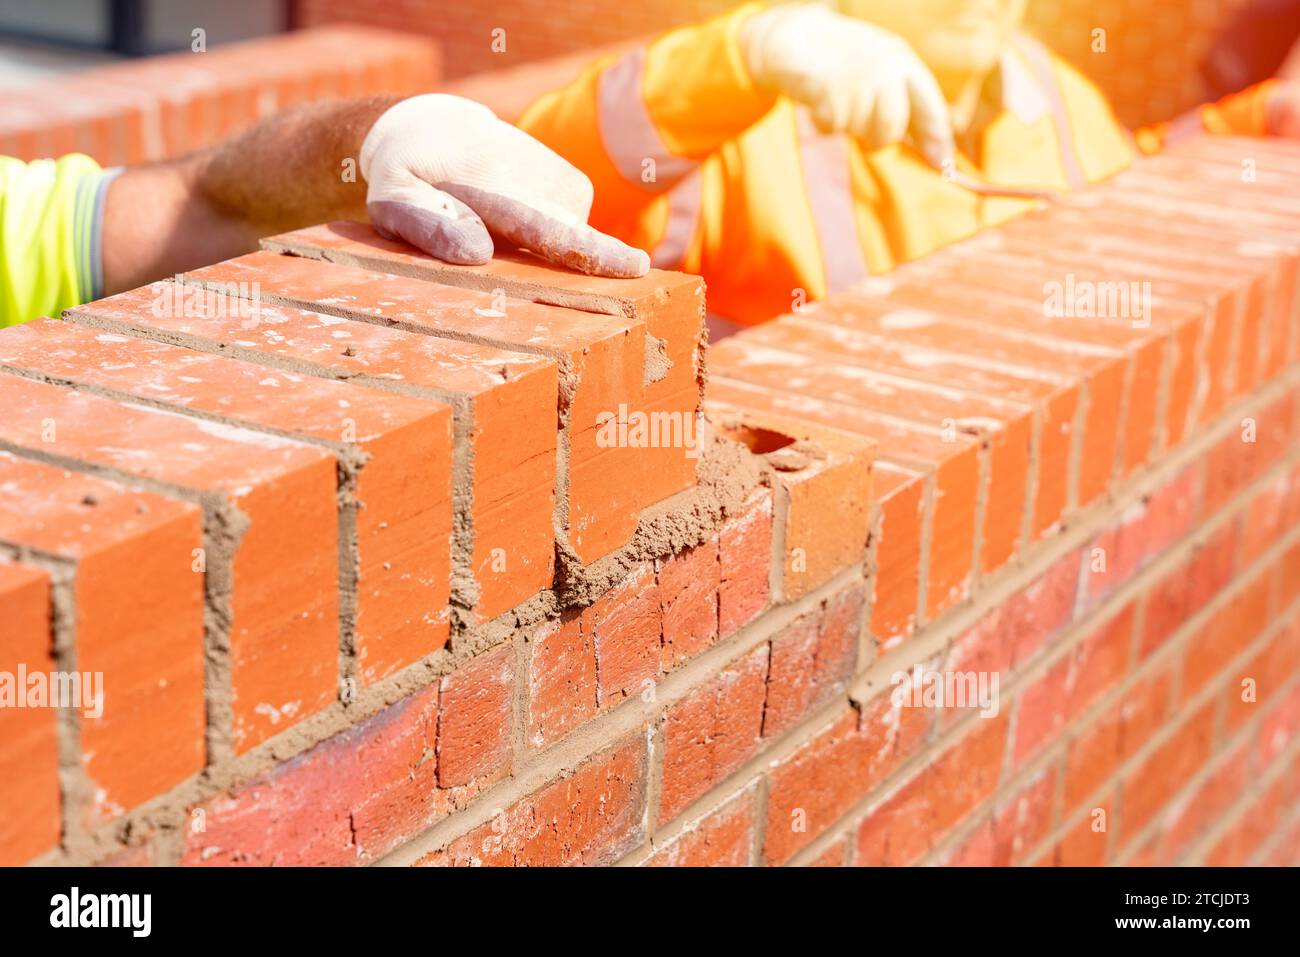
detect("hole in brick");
top-left (720, 424), bottom-right (796, 456)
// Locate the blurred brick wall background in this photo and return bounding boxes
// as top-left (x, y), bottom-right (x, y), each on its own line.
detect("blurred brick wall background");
top-left (1027, 0), bottom-right (1257, 126)
top-left (295, 0), bottom-right (1269, 127)
top-left (0, 26), bottom-right (441, 166)
top-left (294, 0), bottom-right (735, 79)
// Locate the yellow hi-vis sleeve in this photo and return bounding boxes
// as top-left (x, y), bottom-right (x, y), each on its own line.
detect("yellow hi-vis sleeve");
top-left (519, 2), bottom-right (776, 237)
top-left (0, 153), bottom-right (113, 329)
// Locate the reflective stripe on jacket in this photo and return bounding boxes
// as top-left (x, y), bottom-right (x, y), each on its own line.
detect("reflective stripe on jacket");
top-left (1, 154), bottom-right (111, 328)
top-left (521, 3), bottom-right (1275, 326)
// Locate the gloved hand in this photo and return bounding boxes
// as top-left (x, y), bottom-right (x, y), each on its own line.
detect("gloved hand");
top-left (738, 3), bottom-right (956, 169)
top-left (360, 94), bottom-right (650, 277)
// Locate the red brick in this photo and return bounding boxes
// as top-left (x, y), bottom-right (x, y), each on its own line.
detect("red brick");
top-left (840, 272), bottom-right (1137, 513)
top-left (70, 280), bottom-right (556, 624)
top-left (1155, 744), bottom-right (1250, 863)
top-left (927, 712), bottom-right (1010, 834)
top-left (1180, 568), bottom-right (1272, 702)
top-left (1051, 805), bottom-right (1112, 866)
top-left (1064, 710), bottom-right (1123, 812)
top-left (0, 455), bottom-right (204, 826)
top-left (718, 487), bottom-right (773, 637)
top-left (764, 587), bottom-right (863, 739)
top-left (1205, 774), bottom-right (1288, 867)
top-left (765, 711), bottom-right (871, 865)
top-left (0, 318), bottom-right (454, 683)
top-left (646, 790), bottom-right (755, 867)
top-left (1255, 684), bottom-right (1300, 771)
top-left (263, 221), bottom-right (707, 512)
top-left (656, 537), bottom-right (720, 669)
top-left (1262, 815), bottom-right (1300, 866)
top-left (417, 736), bottom-right (647, 866)
top-left (1012, 662), bottom-right (1071, 770)
top-left (942, 812), bottom-right (997, 866)
top-left (945, 765), bottom-right (1056, 866)
top-left (765, 693), bottom-right (936, 865)
top-left (943, 550), bottom-right (1081, 720)
top-left (1071, 604), bottom-right (1136, 708)
top-left (854, 713), bottom-right (1009, 865)
top-left (745, 314), bottom-right (1080, 555)
top-left (1034, 194), bottom-right (1295, 388)
top-left (1281, 540), bottom-right (1300, 611)
top-left (183, 687), bottom-right (440, 865)
top-left (879, 669), bottom-right (940, 765)
top-left (1121, 700), bottom-right (1216, 835)
top-left (1013, 603), bottom-right (1133, 766)
top-left (930, 235), bottom-right (1212, 457)
top-left (1119, 665), bottom-right (1175, 760)
top-left (711, 332), bottom-right (1032, 577)
top-left (1202, 391), bottom-right (1297, 519)
top-left (809, 840), bottom-right (849, 866)
top-left (589, 564), bottom-right (662, 708)
top-left (1083, 462), bottom-right (1200, 608)
top-left (659, 643), bottom-right (769, 824)
top-left (709, 377), bottom-right (975, 621)
top-left (529, 557), bottom-right (691, 749)
top-left (527, 614), bottom-right (596, 750)
top-left (182, 249), bottom-right (646, 567)
top-left (1226, 615), bottom-right (1300, 733)
top-left (0, 560), bottom-right (59, 864)
top-left (437, 644), bottom-right (514, 789)
top-left (1239, 466), bottom-right (1300, 568)
top-left (853, 778), bottom-right (934, 867)
top-left (994, 214), bottom-right (1248, 447)
top-left (808, 294), bottom-right (1101, 537)
top-left (1128, 149), bottom-right (1300, 384)
top-left (870, 463), bottom-right (926, 650)
top-left (0, 373), bottom-right (337, 755)
top-left (1164, 133), bottom-right (1300, 175)
top-left (1085, 173), bottom-right (1300, 391)
top-left (708, 400), bottom-right (874, 599)
top-left (1139, 517), bottom-right (1238, 659)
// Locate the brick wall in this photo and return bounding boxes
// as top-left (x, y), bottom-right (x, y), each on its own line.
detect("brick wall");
top-left (1, 133), bottom-right (1299, 866)
top-left (1029, 0), bottom-right (1258, 127)
top-left (0, 26), bottom-right (440, 166)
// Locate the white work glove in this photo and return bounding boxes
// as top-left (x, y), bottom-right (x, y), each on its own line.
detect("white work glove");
top-left (360, 94), bottom-right (650, 277)
top-left (739, 3), bottom-right (956, 169)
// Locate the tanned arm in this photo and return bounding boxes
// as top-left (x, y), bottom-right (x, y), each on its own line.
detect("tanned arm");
top-left (101, 96), bottom-right (397, 295)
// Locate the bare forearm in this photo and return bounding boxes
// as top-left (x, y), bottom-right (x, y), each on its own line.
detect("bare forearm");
top-left (101, 95), bottom-right (397, 295)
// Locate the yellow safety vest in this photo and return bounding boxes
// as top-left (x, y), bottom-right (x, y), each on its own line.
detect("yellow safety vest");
top-left (0, 154), bottom-right (110, 329)
top-left (521, 2), bottom-right (1277, 326)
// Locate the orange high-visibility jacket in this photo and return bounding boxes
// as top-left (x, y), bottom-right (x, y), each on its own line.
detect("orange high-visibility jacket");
top-left (520, 2), bottom-right (1277, 326)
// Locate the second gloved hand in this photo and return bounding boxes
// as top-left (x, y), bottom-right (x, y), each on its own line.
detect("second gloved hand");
top-left (360, 94), bottom-right (650, 277)
top-left (739, 2), bottom-right (956, 169)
